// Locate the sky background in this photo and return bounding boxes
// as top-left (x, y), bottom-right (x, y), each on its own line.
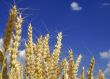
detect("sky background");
top-left (0, 0), bottom-right (110, 78)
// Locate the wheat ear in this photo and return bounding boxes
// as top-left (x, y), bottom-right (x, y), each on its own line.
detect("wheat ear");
top-left (50, 32), bottom-right (62, 79)
top-left (80, 66), bottom-right (85, 79)
top-left (8, 14), bottom-right (23, 79)
top-left (73, 54), bottom-right (82, 79)
top-left (34, 36), bottom-right (44, 79)
top-left (63, 58), bottom-right (69, 79)
top-left (42, 34), bottom-right (50, 61)
top-left (87, 57), bottom-right (95, 79)
top-left (98, 69), bottom-right (105, 79)
top-left (3, 5), bottom-right (17, 52)
top-left (68, 49), bottom-right (75, 79)
top-left (2, 5), bottom-right (17, 79)
top-left (25, 24), bottom-right (35, 79)
top-left (42, 34), bottom-right (51, 79)
top-left (10, 14), bottom-right (23, 68)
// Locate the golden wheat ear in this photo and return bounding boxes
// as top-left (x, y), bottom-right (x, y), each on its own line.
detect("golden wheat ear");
top-left (80, 66), bottom-right (85, 79)
top-left (1, 5), bottom-right (18, 79)
top-left (3, 5), bottom-right (17, 53)
top-left (8, 14), bottom-right (23, 79)
top-left (68, 49), bottom-right (75, 79)
top-left (52, 32), bottom-right (62, 62)
top-left (87, 57), bottom-right (95, 79)
top-left (74, 54), bottom-right (82, 79)
top-left (63, 58), bottom-right (69, 79)
top-left (42, 34), bottom-right (50, 61)
top-left (98, 69), bottom-right (105, 79)
top-left (9, 14), bottom-right (23, 68)
top-left (49, 32), bottom-right (62, 79)
top-left (25, 23), bottom-right (35, 79)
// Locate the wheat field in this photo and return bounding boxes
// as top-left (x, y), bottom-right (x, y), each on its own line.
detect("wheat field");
top-left (0, 5), bottom-right (105, 79)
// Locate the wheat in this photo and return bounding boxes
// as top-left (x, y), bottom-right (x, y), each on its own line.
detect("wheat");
top-left (8, 14), bottom-right (23, 79)
top-left (87, 57), bottom-right (95, 79)
top-left (25, 24), bottom-right (35, 79)
top-left (3, 5), bottom-right (17, 52)
top-left (80, 66), bottom-right (85, 79)
top-left (1, 5), bottom-right (18, 79)
top-left (63, 58), bottom-right (69, 79)
top-left (68, 49), bottom-right (75, 79)
top-left (73, 54), bottom-right (82, 79)
top-left (10, 14), bottom-right (23, 68)
top-left (51, 32), bottom-right (62, 79)
top-left (34, 36), bottom-right (44, 79)
top-left (98, 69), bottom-right (105, 79)
top-left (42, 34), bottom-right (50, 61)
top-left (0, 4), bottom-right (106, 79)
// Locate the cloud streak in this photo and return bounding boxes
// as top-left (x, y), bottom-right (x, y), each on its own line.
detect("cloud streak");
top-left (102, 3), bottom-right (110, 6)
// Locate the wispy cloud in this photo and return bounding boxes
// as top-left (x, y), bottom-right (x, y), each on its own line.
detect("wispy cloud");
top-left (100, 50), bottom-right (110, 59)
top-left (101, 3), bottom-right (110, 8)
top-left (100, 50), bottom-right (110, 78)
top-left (102, 3), bottom-right (110, 6)
top-left (70, 2), bottom-right (82, 11)
top-left (104, 62), bottom-right (110, 78)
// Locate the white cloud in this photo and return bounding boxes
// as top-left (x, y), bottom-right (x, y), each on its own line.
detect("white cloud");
top-left (100, 50), bottom-right (110, 79)
top-left (100, 50), bottom-right (110, 59)
top-left (70, 2), bottom-right (82, 11)
top-left (104, 62), bottom-right (110, 78)
top-left (0, 38), bottom-right (3, 50)
top-left (0, 38), bottom-right (25, 58)
top-left (18, 50), bottom-right (25, 57)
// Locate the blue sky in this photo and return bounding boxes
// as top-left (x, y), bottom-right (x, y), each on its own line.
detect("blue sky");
top-left (0, 0), bottom-right (110, 78)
